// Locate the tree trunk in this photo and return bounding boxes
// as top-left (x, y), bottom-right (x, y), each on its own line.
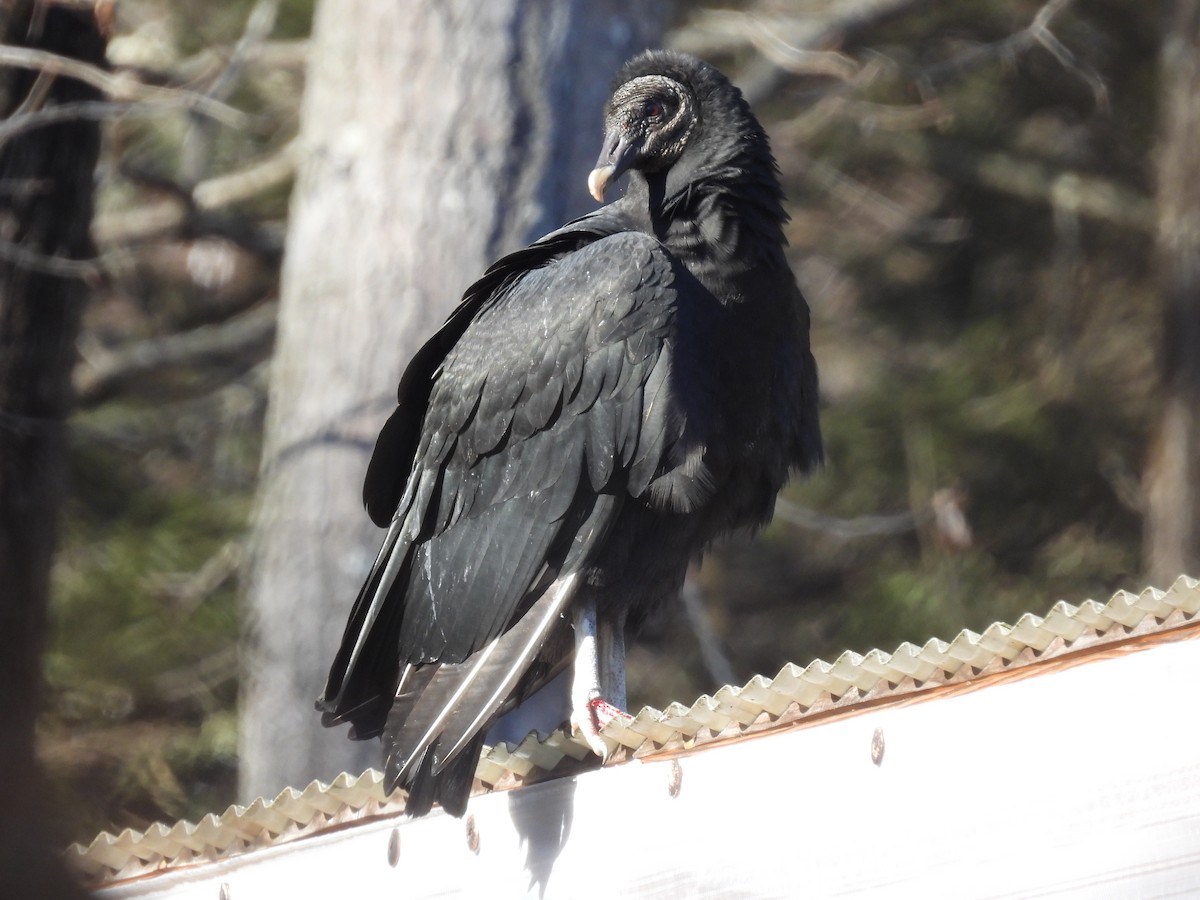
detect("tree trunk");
top-left (0, 3), bottom-right (105, 896)
top-left (1145, 1), bottom-right (1200, 585)
top-left (240, 0), bottom-right (665, 801)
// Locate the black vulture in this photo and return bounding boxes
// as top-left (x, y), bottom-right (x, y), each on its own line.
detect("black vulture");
top-left (316, 50), bottom-right (822, 817)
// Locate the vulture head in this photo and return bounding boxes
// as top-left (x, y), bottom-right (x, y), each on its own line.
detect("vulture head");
top-left (588, 50), bottom-right (768, 204)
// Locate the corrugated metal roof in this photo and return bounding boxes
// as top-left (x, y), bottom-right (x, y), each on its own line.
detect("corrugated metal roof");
top-left (68, 769), bottom-right (406, 882)
top-left (70, 575), bottom-right (1200, 884)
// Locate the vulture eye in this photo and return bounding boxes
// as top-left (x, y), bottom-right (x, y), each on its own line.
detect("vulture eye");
top-left (642, 98), bottom-right (665, 120)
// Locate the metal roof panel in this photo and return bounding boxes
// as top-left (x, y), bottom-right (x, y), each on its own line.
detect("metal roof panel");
top-left (70, 575), bottom-right (1200, 885)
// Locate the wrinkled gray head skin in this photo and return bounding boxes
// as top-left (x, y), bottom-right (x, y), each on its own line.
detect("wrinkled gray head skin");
top-left (588, 50), bottom-right (770, 205)
top-left (588, 71), bottom-right (700, 200)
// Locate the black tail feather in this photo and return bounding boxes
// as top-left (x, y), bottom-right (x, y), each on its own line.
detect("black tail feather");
top-left (316, 519), bottom-right (411, 738)
top-left (396, 733), bottom-right (484, 818)
top-left (382, 573), bottom-right (580, 793)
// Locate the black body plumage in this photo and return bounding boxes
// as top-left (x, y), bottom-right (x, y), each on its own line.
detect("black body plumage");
top-left (317, 50), bottom-right (822, 817)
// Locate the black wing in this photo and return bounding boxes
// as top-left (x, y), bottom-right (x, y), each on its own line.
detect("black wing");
top-left (318, 226), bottom-right (706, 804)
top-left (360, 213), bottom-right (623, 530)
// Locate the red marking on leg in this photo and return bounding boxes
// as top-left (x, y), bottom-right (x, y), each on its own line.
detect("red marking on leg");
top-left (588, 697), bottom-right (631, 728)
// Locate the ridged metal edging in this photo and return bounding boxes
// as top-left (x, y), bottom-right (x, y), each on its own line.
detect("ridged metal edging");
top-left (69, 576), bottom-right (1200, 883)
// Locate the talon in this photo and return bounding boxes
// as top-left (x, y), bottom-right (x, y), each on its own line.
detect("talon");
top-left (570, 693), bottom-right (628, 759)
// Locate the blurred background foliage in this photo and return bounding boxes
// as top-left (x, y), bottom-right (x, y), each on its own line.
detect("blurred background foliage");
top-left (38, 0), bottom-right (1166, 842)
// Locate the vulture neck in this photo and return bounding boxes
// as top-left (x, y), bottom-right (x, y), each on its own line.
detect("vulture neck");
top-left (624, 143), bottom-right (789, 281)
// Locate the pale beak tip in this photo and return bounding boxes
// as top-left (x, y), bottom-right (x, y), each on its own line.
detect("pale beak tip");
top-left (588, 166), bottom-right (614, 203)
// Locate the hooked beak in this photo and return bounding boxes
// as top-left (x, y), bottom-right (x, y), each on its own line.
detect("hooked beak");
top-left (588, 127), bottom-right (640, 203)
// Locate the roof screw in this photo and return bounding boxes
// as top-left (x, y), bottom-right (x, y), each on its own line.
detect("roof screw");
top-left (465, 814), bottom-right (480, 855)
top-left (667, 759), bottom-right (683, 798)
top-left (219, 884), bottom-right (231, 900)
top-left (387, 827), bottom-right (401, 867)
top-left (871, 726), bottom-right (885, 767)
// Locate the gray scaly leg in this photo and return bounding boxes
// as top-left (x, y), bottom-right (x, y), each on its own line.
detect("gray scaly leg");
top-left (570, 600), bottom-right (632, 757)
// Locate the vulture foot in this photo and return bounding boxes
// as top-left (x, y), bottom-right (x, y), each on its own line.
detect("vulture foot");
top-left (570, 693), bottom-right (631, 758)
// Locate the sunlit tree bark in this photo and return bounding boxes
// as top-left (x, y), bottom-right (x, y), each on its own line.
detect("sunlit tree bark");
top-left (1145, 0), bottom-right (1200, 585)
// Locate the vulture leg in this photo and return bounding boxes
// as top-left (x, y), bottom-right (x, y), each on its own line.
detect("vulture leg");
top-left (569, 599), bottom-right (630, 757)
top-left (570, 598), bottom-right (606, 756)
top-left (598, 608), bottom-right (628, 712)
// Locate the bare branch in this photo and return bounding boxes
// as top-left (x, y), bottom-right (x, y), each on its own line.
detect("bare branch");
top-left (73, 300), bottom-right (277, 407)
top-left (813, 96), bottom-right (951, 132)
top-left (915, 0), bottom-right (1108, 111)
top-left (688, 11), bottom-right (862, 80)
top-left (0, 237), bottom-right (102, 281)
top-left (181, 0), bottom-right (282, 182)
top-left (680, 581), bottom-right (737, 687)
top-left (774, 497), bottom-right (916, 540)
top-left (71, 362), bottom-right (269, 451)
top-left (0, 97), bottom-right (219, 144)
top-left (672, 1), bottom-right (937, 105)
top-left (1098, 449), bottom-right (1145, 515)
top-left (852, 132), bottom-right (1154, 232)
top-left (0, 44), bottom-right (248, 128)
top-left (149, 541), bottom-right (244, 618)
top-left (1029, 19), bottom-right (1108, 111)
top-left (192, 136), bottom-right (298, 208)
top-left (680, 0), bottom-right (1107, 121)
top-left (152, 645), bottom-right (239, 706)
top-left (674, 0), bottom-right (937, 60)
top-left (11, 68), bottom-right (53, 116)
top-left (207, 0), bottom-right (282, 103)
top-left (938, 143), bottom-right (1153, 231)
top-left (801, 155), bottom-right (969, 243)
top-left (88, 201), bottom-right (183, 247)
top-left (91, 139), bottom-right (297, 246)
top-left (169, 38), bottom-right (309, 86)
